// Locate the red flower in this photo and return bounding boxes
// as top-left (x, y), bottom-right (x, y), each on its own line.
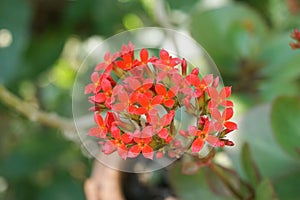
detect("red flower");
top-left (154, 49), bottom-right (181, 69)
top-left (88, 113), bottom-right (108, 138)
top-left (185, 69), bottom-right (213, 98)
top-left (290, 29), bottom-right (300, 49)
top-left (188, 121), bottom-right (222, 152)
top-left (210, 107), bottom-right (237, 131)
top-left (207, 86), bottom-right (233, 109)
top-left (84, 72), bottom-right (102, 94)
top-left (102, 126), bottom-right (129, 159)
top-left (148, 109), bottom-right (175, 139)
top-left (90, 78), bottom-right (113, 108)
top-left (95, 52), bottom-right (118, 72)
top-left (111, 85), bottom-right (135, 113)
top-left (128, 127), bottom-right (154, 159)
top-left (138, 48), bottom-right (157, 65)
top-left (132, 93), bottom-right (163, 115)
top-left (155, 84), bottom-right (177, 108)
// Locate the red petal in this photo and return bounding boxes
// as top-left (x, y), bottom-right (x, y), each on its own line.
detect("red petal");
top-left (142, 126), bottom-right (154, 138)
top-left (121, 133), bottom-right (133, 143)
top-left (84, 84), bottom-right (94, 94)
top-left (206, 135), bottom-right (220, 146)
top-left (118, 91), bottom-right (128, 102)
top-left (151, 95), bottom-right (163, 105)
top-left (102, 141), bottom-right (116, 154)
top-left (95, 62), bottom-right (107, 71)
top-left (155, 84), bottom-right (167, 95)
top-left (207, 87), bottom-right (219, 99)
top-left (191, 68), bottom-right (199, 75)
top-left (89, 127), bottom-right (101, 137)
top-left (101, 79), bottom-right (112, 92)
top-left (162, 110), bottom-right (175, 126)
top-left (127, 78), bottom-right (140, 90)
top-left (104, 51), bottom-right (111, 61)
top-left (224, 121), bottom-right (238, 130)
top-left (203, 74), bottom-right (213, 85)
top-left (112, 103), bottom-right (126, 112)
top-left (226, 100), bottom-right (234, 107)
top-left (212, 76), bottom-right (219, 87)
top-left (210, 109), bottom-right (222, 121)
top-left (220, 86), bottom-right (231, 98)
top-left (91, 72), bottom-right (99, 83)
top-left (191, 138), bottom-right (204, 152)
top-left (158, 128), bottom-right (168, 139)
top-left (140, 48), bottom-right (148, 62)
top-left (94, 114), bottom-right (104, 126)
top-left (164, 99), bottom-right (175, 108)
top-left (160, 49), bottom-right (169, 60)
top-left (133, 107), bottom-right (147, 115)
top-left (213, 121), bottom-right (223, 132)
top-left (128, 145), bottom-right (141, 158)
top-left (142, 145), bottom-right (154, 160)
top-left (111, 126), bottom-right (121, 138)
top-left (117, 145), bottom-right (128, 160)
top-left (94, 93), bottom-right (106, 103)
top-left (223, 107), bottom-right (233, 120)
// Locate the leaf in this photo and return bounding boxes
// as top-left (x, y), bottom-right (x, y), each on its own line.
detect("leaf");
top-left (226, 104), bottom-right (300, 180)
top-left (250, 32), bottom-right (300, 101)
top-left (0, 0), bottom-right (31, 84)
top-left (255, 178), bottom-right (278, 200)
top-left (271, 96), bottom-right (300, 159)
top-left (190, 3), bottom-right (267, 76)
top-left (168, 163), bottom-right (231, 200)
top-left (273, 170), bottom-right (300, 200)
top-left (241, 142), bottom-right (261, 185)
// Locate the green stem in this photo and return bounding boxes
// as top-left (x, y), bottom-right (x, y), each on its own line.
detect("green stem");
top-left (0, 84), bottom-right (74, 132)
top-left (209, 162), bottom-right (245, 200)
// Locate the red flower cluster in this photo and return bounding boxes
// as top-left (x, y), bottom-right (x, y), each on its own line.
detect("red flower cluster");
top-left (290, 29), bottom-right (300, 49)
top-left (85, 42), bottom-right (237, 160)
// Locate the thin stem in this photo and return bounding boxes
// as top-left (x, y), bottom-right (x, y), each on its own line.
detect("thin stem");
top-left (0, 84), bottom-right (74, 132)
top-left (209, 162), bottom-right (245, 200)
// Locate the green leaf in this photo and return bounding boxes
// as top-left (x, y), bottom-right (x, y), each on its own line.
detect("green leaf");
top-left (241, 143), bottom-right (261, 185)
top-left (226, 104), bottom-right (300, 180)
top-left (0, 0), bottom-right (31, 84)
top-left (168, 163), bottom-right (231, 200)
top-left (273, 170), bottom-right (300, 200)
top-left (271, 96), bottom-right (300, 159)
top-left (190, 3), bottom-right (267, 76)
top-left (255, 178), bottom-right (278, 200)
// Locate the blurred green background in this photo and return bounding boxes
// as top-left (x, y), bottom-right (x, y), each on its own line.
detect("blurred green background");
top-left (0, 0), bottom-right (300, 199)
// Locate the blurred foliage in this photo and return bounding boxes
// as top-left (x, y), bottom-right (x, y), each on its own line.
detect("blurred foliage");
top-left (0, 0), bottom-right (300, 199)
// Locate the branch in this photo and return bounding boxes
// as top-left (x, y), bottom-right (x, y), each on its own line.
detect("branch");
top-left (0, 84), bottom-right (74, 132)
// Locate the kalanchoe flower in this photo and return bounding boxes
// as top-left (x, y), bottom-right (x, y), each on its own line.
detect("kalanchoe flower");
top-left (85, 43), bottom-right (238, 161)
top-left (88, 113), bottom-right (108, 139)
top-left (290, 28), bottom-right (300, 49)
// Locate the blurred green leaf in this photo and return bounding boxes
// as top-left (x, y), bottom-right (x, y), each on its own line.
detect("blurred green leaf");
top-left (255, 178), bottom-right (278, 200)
top-left (257, 32), bottom-right (300, 101)
top-left (168, 164), bottom-right (231, 200)
top-left (271, 96), bottom-right (300, 159)
top-left (0, 0), bottom-right (31, 84)
top-left (226, 104), bottom-right (300, 180)
top-left (37, 178), bottom-right (84, 200)
top-left (21, 29), bottom-right (68, 79)
top-left (166, 0), bottom-right (200, 12)
top-left (190, 3), bottom-right (267, 76)
top-left (273, 170), bottom-right (300, 200)
top-left (241, 143), bottom-right (261, 186)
